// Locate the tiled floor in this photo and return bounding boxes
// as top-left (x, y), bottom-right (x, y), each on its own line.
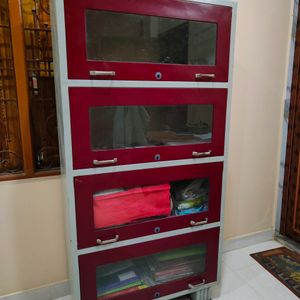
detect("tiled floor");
top-left (55, 240), bottom-right (299, 300)
top-left (215, 240), bottom-right (298, 300)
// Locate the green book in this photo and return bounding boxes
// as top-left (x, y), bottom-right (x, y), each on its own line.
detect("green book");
top-left (153, 245), bottom-right (206, 262)
top-left (99, 281), bottom-right (146, 296)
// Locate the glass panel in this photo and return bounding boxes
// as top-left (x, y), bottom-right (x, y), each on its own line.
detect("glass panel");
top-left (93, 178), bottom-right (209, 229)
top-left (0, 0), bottom-right (23, 175)
top-left (86, 10), bottom-right (217, 66)
top-left (90, 105), bottom-right (213, 150)
top-left (21, 0), bottom-right (60, 171)
top-left (96, 243), bottom-right (206, 299)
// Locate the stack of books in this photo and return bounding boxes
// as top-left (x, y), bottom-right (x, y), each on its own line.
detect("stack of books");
top-left (96, 244), bottom-right (206, 299)
top-left (146, 244), bottom-right (206, 284)
top-left (96, 261), bottom-right (148, 299)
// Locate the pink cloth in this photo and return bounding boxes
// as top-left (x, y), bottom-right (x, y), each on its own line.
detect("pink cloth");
top-left (94, 184), bottom-right (171, 228)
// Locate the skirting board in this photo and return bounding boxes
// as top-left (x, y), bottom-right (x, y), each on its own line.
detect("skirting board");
top-left (0, 229), bottom-right (274, 300)
top-left (275, 232), bottom-right (300, 255)
top-left (0, 281), bottom-right (69, 300)
top-left (222, 228), bottom-right (274, 253)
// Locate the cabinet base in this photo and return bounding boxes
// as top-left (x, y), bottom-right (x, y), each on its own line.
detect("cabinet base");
top-left (191, 287), bottom-right (211, 300)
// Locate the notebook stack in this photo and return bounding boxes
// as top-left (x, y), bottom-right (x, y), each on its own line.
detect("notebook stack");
top-left (96, 261), bottom-right (148, 299)
top-left (96, 244), bottom-right (206, 299)
top-left (147, 245), bottom-right (206, 284)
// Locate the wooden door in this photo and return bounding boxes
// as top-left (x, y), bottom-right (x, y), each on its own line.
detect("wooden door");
top-left (280, 6), bottom-right (300, 242)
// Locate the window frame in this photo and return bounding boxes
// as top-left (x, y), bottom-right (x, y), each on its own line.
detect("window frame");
top-left (0, 0), bottom-right (60, 181)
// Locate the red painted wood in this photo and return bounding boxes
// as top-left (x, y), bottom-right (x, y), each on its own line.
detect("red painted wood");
top-left (79, 227), bottom-right (220, 300)
top-left (74, 162), bottom-right (223, 249)
top-left (69, 88), bottom-right (227, 169)
top-left (64, 0), bottom-right (232, 81)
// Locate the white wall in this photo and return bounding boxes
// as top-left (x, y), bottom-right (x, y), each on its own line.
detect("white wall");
top-left (224, 0), bottom-right (293, 239)
top-left (0, 177), bottom-right (67, 296)
top-left (0, 0), bottom-right (294, 296)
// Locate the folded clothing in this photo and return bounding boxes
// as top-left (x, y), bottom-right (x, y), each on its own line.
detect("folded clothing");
top-left (94, 184), bottom-right (171, 228)
top-left (171, 179), bottom-right (209, 215)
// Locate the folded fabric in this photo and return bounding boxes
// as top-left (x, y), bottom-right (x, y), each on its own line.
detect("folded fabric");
top-left (175, 206), bottom-right (208, 215)
top-left (94, 184), bottom-right (171, 228)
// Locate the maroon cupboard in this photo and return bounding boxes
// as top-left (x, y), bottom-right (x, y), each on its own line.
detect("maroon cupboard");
top-left (51, 0), bottom-right (236, 298)
top-left (64, 0), bottom-right (232, 81)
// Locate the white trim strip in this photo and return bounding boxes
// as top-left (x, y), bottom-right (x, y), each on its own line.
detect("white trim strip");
top-left (73, 156), bottom-right (224, 177)
top-left (0, 281), bottom-right (69, 300)
top-left (77, 222), bottom-right (221, 256)
top-left (67, 80), bottom-right (229, 89)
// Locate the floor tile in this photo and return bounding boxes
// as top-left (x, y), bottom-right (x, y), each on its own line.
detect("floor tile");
top-left (214, 284), bottom-right (262, 300)
top-left (247, 271), bottom-right (299, 300)
top-left (218, 264), bottom-right (246, 295)
top-left (222, 248), bottom-right (255, 271)
top-left (235, 263), bottom-right (266, 282)
top-left (50, 282), bottom-right (70, 300)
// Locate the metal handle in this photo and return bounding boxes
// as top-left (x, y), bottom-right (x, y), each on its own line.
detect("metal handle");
top-left (190, 218), bottom-right (208, 226)
top-left (195, 73), bottom-right (215, 79)
top-left (188, 279), bottom-right (206, 289)
top-left (93, 158), bottom-right (118, 166)
top-left (96, 235), bottom-right (119, 245)
top-left (89, 70), bottom-right (116, 77)
top-left (192, 150), bottom-right (212, 157)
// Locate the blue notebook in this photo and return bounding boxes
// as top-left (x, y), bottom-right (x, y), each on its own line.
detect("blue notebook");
top-left (97, 269), bottom-right (142, 295)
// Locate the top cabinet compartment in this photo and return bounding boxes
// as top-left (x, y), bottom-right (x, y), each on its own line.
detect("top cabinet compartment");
top-left (64, 0), bottom-right (232, 81)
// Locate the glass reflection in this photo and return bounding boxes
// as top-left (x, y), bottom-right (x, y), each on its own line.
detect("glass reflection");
top-left (86, 10), bottom-right (217, 66)
top-left (96, 243), bottom-right (206, 299)
top-left (90, 105), bottom-right (213, 150)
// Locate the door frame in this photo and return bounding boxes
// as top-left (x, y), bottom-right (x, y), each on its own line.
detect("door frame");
top-left (276, 0), bottom-right (299, 238)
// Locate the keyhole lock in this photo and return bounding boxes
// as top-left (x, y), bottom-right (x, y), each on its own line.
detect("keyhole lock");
top-left (155, 72), bottom-right (162, 80)
top-left (154, 154), bottom-right (161, 161)
top-left (154, 292), bottom-right (160, 298)
top-left (154, 227), bottom-right (160, 233)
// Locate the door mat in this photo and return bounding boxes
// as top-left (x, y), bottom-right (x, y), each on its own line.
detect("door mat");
top-left (250, 247), bottom-right (300, 298)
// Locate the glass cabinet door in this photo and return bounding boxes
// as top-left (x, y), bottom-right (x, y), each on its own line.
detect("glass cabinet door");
top-left (90, 105), bottom-right (213, 150)
top-left (69, 88), bottom-right (227, 169)
top-left (86, 10), bottom-right (217, 66)
top-left (64, 0), bottom-right (232, 81)
top-left (79, 228), bottom-right (219, 300)
top-left (74, 162), bottom-right (223, 249)
top-left (96, 243), bottom-right (206, 299)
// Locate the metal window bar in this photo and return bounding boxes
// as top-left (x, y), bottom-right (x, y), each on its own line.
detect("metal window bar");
top-left (0, 1), bottom-right (23, 175)
top-left (22, 0), bottom-right (59, 171)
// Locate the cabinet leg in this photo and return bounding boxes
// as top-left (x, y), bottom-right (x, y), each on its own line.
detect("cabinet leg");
top-left (191, 287), bottom-right (210, 300)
